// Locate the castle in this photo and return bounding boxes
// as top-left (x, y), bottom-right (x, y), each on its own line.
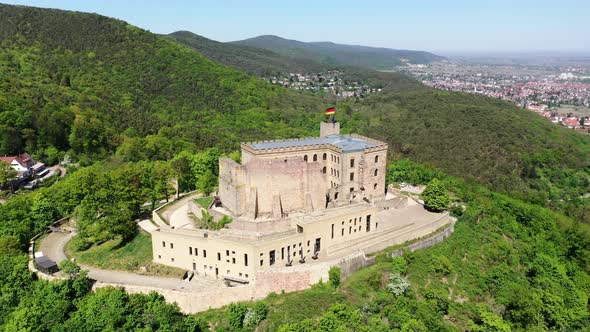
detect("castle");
top-left (151, 122), bottom-right (449, 285)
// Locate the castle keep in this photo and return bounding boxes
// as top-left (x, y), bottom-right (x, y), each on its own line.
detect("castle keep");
top-left (219, 121), bottom-right (387, 220)
top-left (151, 121), bottom-right (449, 285)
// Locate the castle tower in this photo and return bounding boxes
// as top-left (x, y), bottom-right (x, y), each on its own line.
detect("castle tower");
top-left (320, 121), bottom-right (340, 137)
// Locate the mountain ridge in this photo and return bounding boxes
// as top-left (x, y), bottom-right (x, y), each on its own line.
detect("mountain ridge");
top-left (232, 34), bottom-right (444, 69)
top-left (168, 31), bottom-right (425, 92)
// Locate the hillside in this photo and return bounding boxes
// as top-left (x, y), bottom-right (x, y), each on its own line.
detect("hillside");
top-left (1, 4), bottom-right (589, 204)
top-left (340, 91), bottom-right (590, 207)
top-left (0, 4), bottom-right (589, 331)
top-left (168, 31), bottom-right (424, 92)
top-left (0, 4), bottom-right (327, 161)
top-left (167, 31), bottom-right (328, 76)
top-left (232, 35), bottom-right (444, 70)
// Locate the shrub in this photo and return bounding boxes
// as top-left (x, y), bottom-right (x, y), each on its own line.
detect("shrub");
top-left (244, 302), bottom-right (269, 327)
top-left (328, 266), bottom-right (341, 288)
top-left (367, 270), bottom-right (382, 290)
top-left (434, 255), bottom-right (453, 275)
top-left (386, 273), bottom-right (410, 296)
top-left (391, 256), bottom-right (408, 274)
top-left (421, 178), bottom-right (451, 212)
top-left (227, 303), bottom-right (248, 330)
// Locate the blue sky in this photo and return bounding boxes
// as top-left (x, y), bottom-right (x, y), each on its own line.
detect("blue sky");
top-left (4, 0), bottom-right (590, 54)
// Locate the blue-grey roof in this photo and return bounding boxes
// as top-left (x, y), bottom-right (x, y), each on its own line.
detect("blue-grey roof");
top-left (249, 134), bottom-right (377, 152)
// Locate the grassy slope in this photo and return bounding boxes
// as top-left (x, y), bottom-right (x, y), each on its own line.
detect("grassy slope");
top-left (64, 231), bottom-right (185, 278)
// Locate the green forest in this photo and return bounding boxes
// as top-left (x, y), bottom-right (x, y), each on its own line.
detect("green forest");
top-left (0, 3), bottom-right (590, 332)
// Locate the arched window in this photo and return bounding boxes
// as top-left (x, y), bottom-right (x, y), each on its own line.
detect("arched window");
top-left (322, 166), bottom-right (327, 174)
top-left (313, 154), bottom-right (317, 162)
top-left (337, 157), bottom-right (340, 163)
top-left (374, 183), bottom-right (378, 190)
top-left (323, 153), bottom-right (327, 161)
top-left (375, 155), bottom-right (379, 163)
top-left (304, 155), bottom-right (308, 162)
top-left (337, 170), bottom-right (340, 177)
top-left (374, 169), bottom-right (378, 177)
top-left (335, 192), bottom-right (339, 200)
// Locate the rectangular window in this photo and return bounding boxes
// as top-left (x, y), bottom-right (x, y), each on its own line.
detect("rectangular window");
top-left (226, 250), bottom-right (229, 256)
top-left (350, 159), bottom-right (355, 168)
top-left (189, 247), bottom-right (193, 255)
top-left (244, 253), bottom-right (248, 266)
top-left (269, 250), bottom-right (276, 266)
top-left (162, 241), bottom-right (165, 247)
top-left (331, 224), bottom-right (334, 239)
top-left (307, 240), bottom-right (310, 246)
top-left (232, 257), bottom-right (236, 264)
top-left (203, 250), bottom-right (207, 258)
top-left (366, 217), bottom-right (371, 232)
top-left (260, 260), bottom-right (263, 266)
top-left (349, 226), bottom-right (352, 234)
top-left (341, 228), bottom-right (344, 236)
top-left (350, 172), bottom-right (354, 181)
top-left (195, 248), bottom-right (198, 256)
top-left (192, 262), bottom-right (196, 271)
top-left (217, 252), bottom-right (221, 261)
top-left (281, 247), bottom-right (285, 260)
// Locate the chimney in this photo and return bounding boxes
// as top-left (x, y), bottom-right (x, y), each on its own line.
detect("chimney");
top-left (320, 121), bottom-right (340, 137)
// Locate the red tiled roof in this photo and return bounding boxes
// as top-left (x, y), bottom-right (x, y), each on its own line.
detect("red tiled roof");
top-left (0, 153), bottom-right (34, 167)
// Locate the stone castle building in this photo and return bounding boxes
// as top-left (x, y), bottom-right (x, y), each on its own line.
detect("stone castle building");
top-left (151, 122), bottom-right (449, 285)
top-left (219, 121), bottom-right (387, 220)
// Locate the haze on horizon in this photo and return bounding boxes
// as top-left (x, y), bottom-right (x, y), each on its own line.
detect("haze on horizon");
top-left (4, 0), bottom-right (590, 55)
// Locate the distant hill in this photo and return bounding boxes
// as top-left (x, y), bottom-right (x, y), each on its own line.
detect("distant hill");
top-left (168, 31), bottom-right (424, 92)
top-left (232, 35), bottom-right (444, 70)
top-left (167, 31), bottom-right (327, 76)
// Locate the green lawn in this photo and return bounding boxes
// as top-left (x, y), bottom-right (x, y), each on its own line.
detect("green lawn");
top-left (65, 231), bottom-right (185, 278)
top-left (195, 196), bottom-right (214, 209)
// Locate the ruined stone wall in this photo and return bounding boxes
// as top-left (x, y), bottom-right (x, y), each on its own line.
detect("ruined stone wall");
top-left (244, 158), bottom-right (326, 217)
top-left (218, 158), bottom-right (246, 217)
top-left (219, 156), bottom-right (328, 218)
top-left (361, 150), bottom-right (388, 200)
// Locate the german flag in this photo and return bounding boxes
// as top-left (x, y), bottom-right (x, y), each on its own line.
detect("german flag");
top-left (325, 107), bottom-right (336, 115)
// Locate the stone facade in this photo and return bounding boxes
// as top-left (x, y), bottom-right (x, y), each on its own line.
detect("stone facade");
top-left (224, 123), bottom-right (388, 219)
top-left (151, 121), bottom-right (448, 288)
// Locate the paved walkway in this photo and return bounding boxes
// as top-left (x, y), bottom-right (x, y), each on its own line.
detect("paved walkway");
top-left (138, 219), bottom-right (158, 233)
top-left (39, 228), bottom-right (224, 292)
top-left (160, 193), bottom-right (202, 230)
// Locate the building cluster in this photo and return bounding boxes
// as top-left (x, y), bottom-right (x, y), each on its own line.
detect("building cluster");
top-left (397, 62), bottom-right (590, 131)
top-left (0, 152), bottom-right (51, 189)
top-left (264, 70), bottom-right (381, 98)
top-left (526, 103), bottom-right (590, 131)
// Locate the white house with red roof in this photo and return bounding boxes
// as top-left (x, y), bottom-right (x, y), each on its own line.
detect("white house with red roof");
top-left (0, 153), bottom-right (45, 178)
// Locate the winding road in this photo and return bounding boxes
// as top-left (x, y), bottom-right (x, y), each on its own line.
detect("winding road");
top-left (39, 228), bottom-right (223, 292)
